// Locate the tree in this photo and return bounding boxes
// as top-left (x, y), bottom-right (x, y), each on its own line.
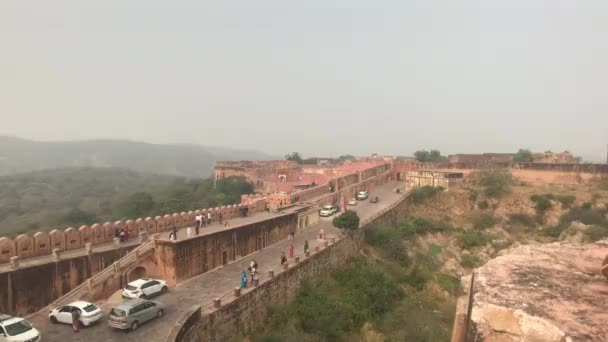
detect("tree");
top-left (513, 149), bottom-right (534, 162)
top-left (332, 210), bottom-right (360, 232)
top-left (414, 149), bottom-right (447, 163)
top-left (337, 154), bottom-right (356, 162)
top-left (122, 192), bottom-right (156, 218)
top-left (285, 152), bottom-right (303, 163)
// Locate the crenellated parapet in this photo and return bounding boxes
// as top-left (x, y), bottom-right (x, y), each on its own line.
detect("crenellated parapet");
top-left (0, 196), bottom-right (268, 265)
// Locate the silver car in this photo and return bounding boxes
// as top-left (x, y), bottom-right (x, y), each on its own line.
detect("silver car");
top-left (107, 299), bottom-right (165, 331)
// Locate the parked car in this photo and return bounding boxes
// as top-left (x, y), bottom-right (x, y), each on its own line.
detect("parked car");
top-left (347, 198), bottom-right (357, 206)
top-left (122, 279), bottom-right (168, 299)
top-left (356, 191), bottom-right (369, 200)
top-left (107, 299), bottom-right (165, 331)
top-left (0, 314), bottom-right (41, 342)
top-left (49, 301), bottom-right (103, 328)
top-left (319, 205), bottom-right (339, 217)
top-left (370, 196), bottom-right (379, 203)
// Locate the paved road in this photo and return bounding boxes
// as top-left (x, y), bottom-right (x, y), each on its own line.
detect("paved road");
top-left (30, 181), bottom-right (402, 342)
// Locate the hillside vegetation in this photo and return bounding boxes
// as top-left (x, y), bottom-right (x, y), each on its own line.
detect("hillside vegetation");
top-left (0, 136), bottom-right (272, 177)
top-left (252, 174), bottom-right (608, 342)
top-left (0, 167), bottom-right (253, 237)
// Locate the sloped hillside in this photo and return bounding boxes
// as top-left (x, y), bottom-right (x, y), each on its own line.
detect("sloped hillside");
top-left (0, 136), bottom-right (273, 177)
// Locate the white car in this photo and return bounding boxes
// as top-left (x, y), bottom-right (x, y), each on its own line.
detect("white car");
top-left (319, 205), bottom-right (338, 217)
top-left (122, 278), bottom-right (168, 299)
top-left (49, 301), bottom-right (103, 328)
top-left (0, 314), bottom-right (41, 342)
top-left (347, 198), bottom-right (357, 206)
top-left (356, 191), bottom-right (369, 200)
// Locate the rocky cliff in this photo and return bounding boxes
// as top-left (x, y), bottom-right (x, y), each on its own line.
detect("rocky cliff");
top-left (468, 240), bottom-right (608, 341)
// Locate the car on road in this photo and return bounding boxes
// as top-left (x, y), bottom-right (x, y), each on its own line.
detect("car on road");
top-left (347, 198), bottom-right (357, 206)
top-left (370, 196), bottom-right (379, 203)
top-left (319, 205), bottom-right (339, 217)
top-left (49, 301), bottom-right (103, 328)
top-left (122, 278), bottom-right (168, 299)
top-left (107, 299), bottom-right (165, 331)
top-left (356, 191), bottom-right (369, 200)
top-left (0, 314), bottom-right (41, 342)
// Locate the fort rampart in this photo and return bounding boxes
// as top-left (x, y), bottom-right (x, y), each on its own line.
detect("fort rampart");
top-left (0, 199), bottom-right (268, 265)
top-left (166, 188), bottom-right (409, 342)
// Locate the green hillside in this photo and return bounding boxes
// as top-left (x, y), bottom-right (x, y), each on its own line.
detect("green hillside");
top-left (0, 167), bottom-right (253, 237)
top-left (0, 136), bottom-right (273, 177)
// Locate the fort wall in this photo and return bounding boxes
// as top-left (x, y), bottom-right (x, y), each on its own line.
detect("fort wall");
top-left (166, 186), bottom-right (409, 342)
top-left (0, 198), bottom-right (267, 265)
top-left (0, 245), bottom-right (136, 316)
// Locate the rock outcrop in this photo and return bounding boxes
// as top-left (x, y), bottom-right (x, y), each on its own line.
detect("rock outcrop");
top-left (468, 240), bottom-right (608, 341)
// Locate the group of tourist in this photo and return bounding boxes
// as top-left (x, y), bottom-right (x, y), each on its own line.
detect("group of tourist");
top-left (194, 212), bottom-right (214, 234)
top-left (239, 235), bottom-right (313, 289)
top-left (114, 227), bottom-right (130, 242)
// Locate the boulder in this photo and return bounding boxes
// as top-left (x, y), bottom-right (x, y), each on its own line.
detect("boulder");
top-left (469, 240), bottom-right (608, 341)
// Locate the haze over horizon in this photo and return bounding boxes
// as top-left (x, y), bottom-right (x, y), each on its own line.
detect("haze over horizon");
top-left (2, 1), bottom-right (608, 161)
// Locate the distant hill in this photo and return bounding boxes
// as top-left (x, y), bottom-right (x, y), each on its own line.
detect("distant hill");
top-left (0, 136), bottom-right (274, 177)
top-left (0, 167), bottom-right (253, 236)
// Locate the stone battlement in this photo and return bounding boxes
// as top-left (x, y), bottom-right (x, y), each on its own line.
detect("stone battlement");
top-left (0, 198), bottom-right (268, 265)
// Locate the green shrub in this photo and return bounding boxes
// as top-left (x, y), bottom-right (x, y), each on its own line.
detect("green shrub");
top-left (477, 170), bottom-right (513, 198)
top-left (436, 273), bottom-right (460, 295)
top-left (409, 186), bottom-right (444, 204)
top-left (399, 217), bottom-right (453, 238)
top-left (556, 195), bottom-right (576, 208)
top-left (332, 210), bottom-right (360, 232)
top-left (507, 213), bottom-right (537, 228)
top-left (543, 224), bottom-right (567, 239)
top-left (365, 225), bottom-right (411, 266)
top-left (473, 213), bottom-right (497, 230)
top-left (460, 254), bottom-right (479, 268)
top-left (459, 231), bottom-right (487, 249)
top-left (530, 194), bottom-right (553, 213)
top-left (429, 244), bottom-right (442, 256)
top-left (585, 226), bottom-right (608, 242)
top-left (580, 210), bottom-right (605, 225)
top-left (478, 200), bottom-right (489, 209)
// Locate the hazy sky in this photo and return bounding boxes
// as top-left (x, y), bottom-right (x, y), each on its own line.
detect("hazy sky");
top-left (1, 1), bottom-right (607, 160)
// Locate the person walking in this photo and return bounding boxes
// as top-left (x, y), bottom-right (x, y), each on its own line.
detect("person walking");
top-left (240, 270), bottom-right (248, 288)
top-left (169, 227), bottom-right (178, 241)
top-left (195, 215), bottom-right (201, 235)
top-left (219, 213), bottom-right (223, 225)
top-left (289, 243), bottom-right (294, 258)
top-left (280, 252), bottom-right (287, 265)
top-left (187, 226), bottom-right (192, 238)
top-left (207, 212), bottom-right (212, 225)
top-left (201, 215), bottom-right (206, 228)
top-left (71, 308), bottom-right (80, 333)
top-left (304, 240), bottom-right (309, 254)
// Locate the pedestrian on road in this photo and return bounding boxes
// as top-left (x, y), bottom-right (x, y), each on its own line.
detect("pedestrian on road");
top-left (241, 270), bottom-right (248, 288)
top-left (304, 240), bottom-right (309, 254)
top-left (187, 226), bottom-right (192, 238)
top-left (280, 252), bottom-right (287, 265)
top-left (208, 212), bottom-right (212, 224)
top-left (201, 215), bottom-right (206, 228)
top-left (289, 244), bottom-right (294, 258)
top-left (249, 259), bottom-right (258, 281)
top-left (71, 308), bottom-right (80, 333)
top-left (195, 215), bottom-right (201, 235)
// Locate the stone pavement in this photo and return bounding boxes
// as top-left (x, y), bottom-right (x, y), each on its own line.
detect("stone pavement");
top-left (29, 181), bottom-right (402, 342)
